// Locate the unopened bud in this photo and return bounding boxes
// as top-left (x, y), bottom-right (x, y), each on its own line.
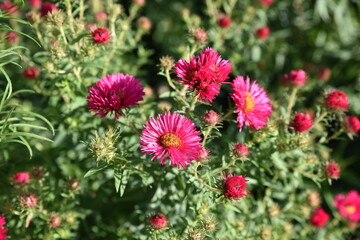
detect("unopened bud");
top-left (233, 143), bottom-right (249, 158)
top-left (149, 214), bottom-right (167, 230)
top-left (159, 56), bottom-right (174, 71)
top-left (137, 16), bottom-right (152, 31)
top-left (89, 128), bottom-right (119, 163)
top-left (203, 110), bottom-right (220, 126)
top-left (260, 226), bottom-right (272, 240)
top-left (189, 27), bottom-right (208, 43)
top-left (47, 10), bottom-right (64, 25)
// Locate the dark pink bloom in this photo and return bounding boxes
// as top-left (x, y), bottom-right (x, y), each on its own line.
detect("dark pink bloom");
top-left (310, 208), bottom-right (330, 227)
top-left (23, 67), bottom-right (39, 79)
top-left (281, 69), bottom-right (307, 87)
top-left (325, 90), bottom-right (349, 111)
top-left (140, 112), bottom-right (202, 168)
top-left (326, 162), bottom-right (340, 179)
top-left (28, 0), bottom-right (41, 9)
top-left (92, 28), bottom-right (110, 44)
top-left (203, 110), bottom-right (220, 126)
top-left (344, 115), bottom-right (360, 135)
top-left (292, 112), bottom-right (313, 133)
top-left (230, 76), bottom-right (272, 131)
top-left (149, 214), bottom-right (167, 230)
top-left (40, 2), bottom-right (58, 16)
top-left (12, 172), bottom-right (30, 184)
top-left (217, 15), bottom-right (232, 28)
top-left (0, 1), bottom-right (18, 16)
top-left (318, 67), bottom-right (331, 82)
top-left (255, 26), bottom-right (270, 39)
top-left (223, 171), bottom-right (249, 200)
top-left (175, 47), bottom-right (232, 102)
top-left (334, 191), bottom-right (360, 222)
top-left (87, 73), bottom-right (144, 119)
top-left (233, 143), bottom-right (249, 158)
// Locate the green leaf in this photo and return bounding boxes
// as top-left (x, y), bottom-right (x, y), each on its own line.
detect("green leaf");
top-left (114, 169), bottom-right (130, 197)
top-left (84, 164), bottom-right (109, 178)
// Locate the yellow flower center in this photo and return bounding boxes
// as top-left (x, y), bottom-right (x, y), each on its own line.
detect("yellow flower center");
top-left (159, 133), bottom-right (182, 148)
top-left (243, 92), bottom-right (255, 112)
top-left (345, 205), bottom-right (356, 214)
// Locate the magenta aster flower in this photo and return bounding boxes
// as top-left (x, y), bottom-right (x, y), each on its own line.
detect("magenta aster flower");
top-left (140, 112), bottom-right (202, 168)
top-left (223, 171), bottom-right (249, 200)
top-left (230, 76), bottom-right (272, 131)
top-left (334, 190), bottom-right (360, 222)
top-left (174, 47), bottom-right (232, 102)
top-left (87, 73), bottom-right (145, 119)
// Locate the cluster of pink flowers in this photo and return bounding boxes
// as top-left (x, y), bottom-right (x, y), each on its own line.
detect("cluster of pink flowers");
top-left (0, 215), bottom-right (8, 240)
top-left (175, 47), bottom-right (232, 102)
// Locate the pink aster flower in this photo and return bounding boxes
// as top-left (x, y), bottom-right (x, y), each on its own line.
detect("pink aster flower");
top-left (0, 215), bottom-right (7, 240)
top-left (140, 112), bottom-right (202, 168)
top-left (334, 190), bottom-right (360, 222)
top-left (230, 76), bottom-right (272, 131)
top-left (175, 47), bottom-right (232, 102)
top-left (87, 73), bottom-right (145, 119)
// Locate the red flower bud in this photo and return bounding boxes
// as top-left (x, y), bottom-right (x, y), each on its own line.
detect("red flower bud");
top-left (203, 110), bottom-right (220, 126)
top-left (326, 162), bottom-right (340, 179)
top-left (40, 2), bottom-right (58, 17)
top-left (318, 67), bottom-right (331, 82)
top-left (281, 69), bottom-right (307, 87)
top-left (344, 115), bottom-right (360, 136)
top-left (255, 26), bottom-right (270, 39)
top-left (223, 171), bottom-right (249, 200)
top-left (292, 113), bottom-right (313, 133)
top-left (217, 15), bottom-right (232, 28)
top-left (325, 90), bottom-right (349, 111)
top-left (233, 143), bottom-right (249, 158)
top-left (49, 215), bottom-right (61, 228)
top-left (310, 208), bottom-right (329, 228)
top-left (23, 67), bottom-right (39, 79)
top-left (11, 172), bottom-right (30, 184)
top-left (92, 28), bottom-right (110, 44)
top-left (149, 214), bottom-right (167, 230)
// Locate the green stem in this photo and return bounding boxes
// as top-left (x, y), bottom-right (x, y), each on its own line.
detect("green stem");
top-left (322, 129), bottom-right (344, 143)
top-left (285, 87), bottom-right (298, 126)
top-left (210, 159), bottom-right (237, 177)
top-left (164, 69), bottom-right (182, 95)
top-left (202, 126), bottom-right (213, 146)
top-left (189, 93), bottom-right (199, 112)
top-left (193, 162), bottom-right (220, 193)
top-left (220, 108), bottom-right (235, 122)
top-left (312, 111), bottom-right (328, 129)
top-left (123, 115), bottom-right (140, 135)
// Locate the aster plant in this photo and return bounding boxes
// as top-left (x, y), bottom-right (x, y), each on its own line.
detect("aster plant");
top-left (1, 0), bottom-right (360, 239)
